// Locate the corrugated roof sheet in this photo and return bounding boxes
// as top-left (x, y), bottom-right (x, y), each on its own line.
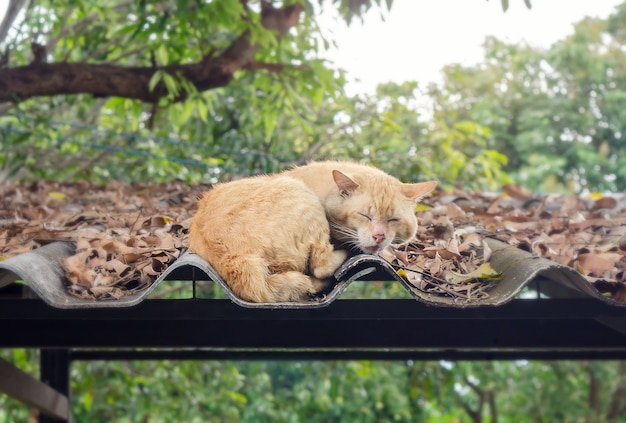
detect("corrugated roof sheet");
top-left (1, 238), bottom-right (624, 309)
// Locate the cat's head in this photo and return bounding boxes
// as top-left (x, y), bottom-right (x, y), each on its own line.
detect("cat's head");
top-left (325, 169), bottom-right (437, 255)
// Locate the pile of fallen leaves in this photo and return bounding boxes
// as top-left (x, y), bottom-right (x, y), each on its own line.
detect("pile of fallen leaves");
top-left (0, 180), bottom-right (207, 300)
top-left (1, 181), bottom-right (625, 302)
top-left (383, 184), bottom-right (626, 301)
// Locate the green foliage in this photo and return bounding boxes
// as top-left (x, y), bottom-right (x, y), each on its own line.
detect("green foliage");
top-left (313, 75), bottom-right (510, 190)
top-left (3, 351), bottom-right (626, 422)
top-left (1, 0), bottom-right (509, 190)
top-left (428, 2), bottom-right (626, 193)
top-left (1, 0), bottom-right (349, 182)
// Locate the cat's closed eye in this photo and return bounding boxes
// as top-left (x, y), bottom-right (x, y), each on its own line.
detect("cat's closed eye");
top-left (387, 218), bottom-right (400, 223)
top-left (358, 212), bottom-right (372, 221)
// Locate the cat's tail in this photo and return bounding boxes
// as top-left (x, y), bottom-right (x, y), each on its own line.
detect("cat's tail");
top-left (218, 255), bottom-right (324, 303)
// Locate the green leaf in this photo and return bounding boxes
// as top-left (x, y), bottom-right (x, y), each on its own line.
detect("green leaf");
top-left (263, 109), bottom-right (278, 142)
top-left (227, 390), bottom-right (248, 405)
top-left (156, 44), bottom-right (169, 66)
top-left (179, 100), bottom-right (195, 124)
top-left (148, 70), bottom-right (163, 92)
top-left (162, 73), bottom-right (180, 98)
top-left (501, 0), bottom-right (509, 12)
top-left (82, 391), bottom-right (94, 411)
top-left (196, 98), bottom-right (208, 123)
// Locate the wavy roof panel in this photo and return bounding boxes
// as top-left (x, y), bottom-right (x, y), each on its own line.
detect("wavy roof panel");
top-left (1, 238), bottom-right (623, 309)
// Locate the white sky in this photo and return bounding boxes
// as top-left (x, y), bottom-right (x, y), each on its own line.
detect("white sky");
top-left (0, 0), bottom-right (623, 94)
top-left (320, 0), bottom-right (624, 93)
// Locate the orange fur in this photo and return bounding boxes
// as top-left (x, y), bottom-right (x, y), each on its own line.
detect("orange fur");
top-left (188, 175), bottom-right (347, 303)
top-left (189, 161), bottom-right (437, 303)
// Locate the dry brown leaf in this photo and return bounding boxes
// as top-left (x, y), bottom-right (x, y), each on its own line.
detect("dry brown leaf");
top-left (503, 184), bottom-right (533, 201)
top-left (575, 256), bottom-right (611, 278)
top-left (592, 196), bottom-right (618, 210)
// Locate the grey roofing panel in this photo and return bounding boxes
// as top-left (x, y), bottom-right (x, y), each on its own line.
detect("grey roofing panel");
top-left (0, 238), bottom-right (623, 309)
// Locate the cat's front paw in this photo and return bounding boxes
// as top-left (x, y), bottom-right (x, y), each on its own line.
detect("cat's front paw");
top-left (312, 249), bottom-right (349, 280)
top-left (332, 249), bottom-right (349, 267)
top-left (310, 277), bottom-right (336, 297)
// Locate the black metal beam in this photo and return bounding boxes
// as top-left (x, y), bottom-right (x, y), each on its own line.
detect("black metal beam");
top-left (1, 299), bottom-right (626, 354)
top-left (39, 349), bottom-right (70, 423)
top-left (68, 348), bottom-right (626, 362)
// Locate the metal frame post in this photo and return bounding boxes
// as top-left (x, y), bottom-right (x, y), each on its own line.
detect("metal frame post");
top-left (39, 349), bottom-right (71, 423)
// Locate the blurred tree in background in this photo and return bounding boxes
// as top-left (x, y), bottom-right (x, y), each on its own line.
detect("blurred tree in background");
top-left (429, 2), bottom-right (626, 193)
top-left (0, 0), bottom-right (507, 189)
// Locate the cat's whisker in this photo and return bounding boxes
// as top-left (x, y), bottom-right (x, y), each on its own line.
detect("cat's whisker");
top-left (329, 221), bottom-right (358, 240)
top-left (330, 220), bottom-right (376, 253)
top-left (392, 237), bottom-right (410, 246)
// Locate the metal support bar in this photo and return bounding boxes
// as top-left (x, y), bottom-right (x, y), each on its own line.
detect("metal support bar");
top-left (0, 357), bottom-right (69, 421)
top-left (0, 296), bottom-right (620, 423)
top-left (69, 348), bottom-right (626, 362)
top-left (0, 299), bottom-right (625, 354)
top-left (39, 349), bottom-right (70, 423)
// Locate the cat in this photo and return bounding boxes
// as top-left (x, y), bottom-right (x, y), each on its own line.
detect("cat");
top-left (188, 161), bottom-right (437, 303)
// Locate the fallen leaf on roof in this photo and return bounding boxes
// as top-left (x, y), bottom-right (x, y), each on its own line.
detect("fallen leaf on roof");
top-left (444, 263), bottom-right (502, 284)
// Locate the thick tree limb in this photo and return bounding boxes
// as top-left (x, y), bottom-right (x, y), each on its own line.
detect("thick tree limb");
top-left (0, 2), bottom-right (303, 104)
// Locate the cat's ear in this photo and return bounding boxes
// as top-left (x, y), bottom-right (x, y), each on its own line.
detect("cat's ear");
top-left (332, 170), bottom-right (359, 197)
top-left (402, 181), bottom-right (437, 202)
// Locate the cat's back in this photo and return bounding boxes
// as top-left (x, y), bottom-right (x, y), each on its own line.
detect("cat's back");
top-left (189, 174), bottom-right (329, 256)
top-left (193, 174), bottom-right (320, 222)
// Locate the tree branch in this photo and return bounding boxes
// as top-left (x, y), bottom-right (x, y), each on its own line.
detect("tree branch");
top-left (607, 362), bottom-right (626, 423)
top-left (488, 390), bottom-right (498, 423)
top-left (0, 2), bottom-right (303, 104)
top-left (586, 364), bottom-right (601, 414)
top-left (457, 376), bottom-right (485, 423)
top-left (243, 61), bottom-right (307, 73)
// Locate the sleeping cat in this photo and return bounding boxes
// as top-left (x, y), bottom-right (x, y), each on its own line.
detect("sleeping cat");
top-left (188, 161), bottom-right (436, 303)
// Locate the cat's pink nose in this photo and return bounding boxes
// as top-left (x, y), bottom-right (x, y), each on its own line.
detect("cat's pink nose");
top-left (373, 233), bottom-right (386, 244)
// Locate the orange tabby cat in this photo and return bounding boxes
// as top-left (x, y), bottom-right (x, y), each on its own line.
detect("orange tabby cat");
top-left (189, 161), bottom-right (437, 303)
